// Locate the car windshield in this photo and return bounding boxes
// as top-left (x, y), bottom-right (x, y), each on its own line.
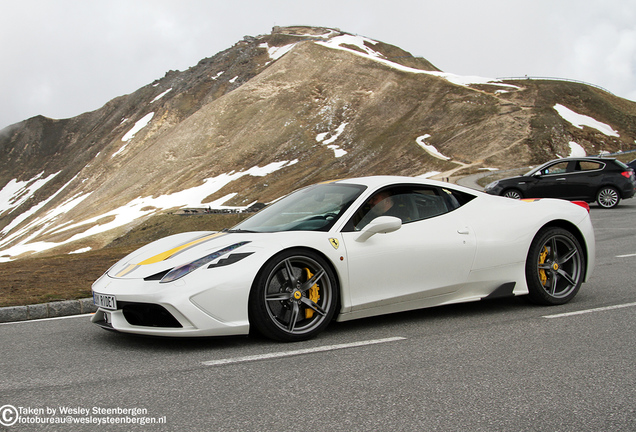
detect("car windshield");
top-left (232, 183), bottom-right (366, 232)
top-left (524, 165), bottom-right (541, 176)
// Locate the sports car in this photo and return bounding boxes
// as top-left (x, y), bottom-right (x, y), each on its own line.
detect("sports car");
top-left (91, 176), bottom-right (595, 342)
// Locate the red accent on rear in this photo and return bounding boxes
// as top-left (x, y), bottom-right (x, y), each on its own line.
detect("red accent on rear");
top-left (621, 171), bottom-right (632, 179)
top-left (572, 201), bottom-right (590, 212)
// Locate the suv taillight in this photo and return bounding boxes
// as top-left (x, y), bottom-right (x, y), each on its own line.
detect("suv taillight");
top-left (621, 171), bottom-right (633, 179)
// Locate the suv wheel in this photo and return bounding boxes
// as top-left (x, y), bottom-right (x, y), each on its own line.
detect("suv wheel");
top-left (596, 186), bottom-right (620, 208)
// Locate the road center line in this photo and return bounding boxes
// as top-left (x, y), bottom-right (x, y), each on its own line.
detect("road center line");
top-left (202, 336), bottom-right (406, 366)
top-left (543, 302), bottom-right (636, 319)
top-left (616, 253), bottom-right (636, 258)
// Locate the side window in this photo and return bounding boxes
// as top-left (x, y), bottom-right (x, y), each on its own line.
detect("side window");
top-left (345, 185), bottom-right (476, 231)
top-left (577, 161), bottom-right (603, 171)
top-left (411, 188), bottom-right (449, 220)
top-left (440, 187), bottom-right (475, 209)
top-left (349, 187), bottom-right (416, 230)
top-left (541, 161), bottom-right (569, 175)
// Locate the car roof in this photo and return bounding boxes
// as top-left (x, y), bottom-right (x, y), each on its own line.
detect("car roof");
top-left (532, 156), bottom-right (621, 170)
top-left (331, 175), bottom-right (481, 195)
top-left (544, 156), bottom-right (616, 163)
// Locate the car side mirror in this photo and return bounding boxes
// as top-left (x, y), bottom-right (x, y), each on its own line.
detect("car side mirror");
top-left (355, 216), bottom-right (402, 242)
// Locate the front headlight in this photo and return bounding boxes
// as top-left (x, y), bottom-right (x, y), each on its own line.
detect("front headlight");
top-left (485, 180), bottom-right (499, 190)
top-left (160, 241), bottom-right (251, 283)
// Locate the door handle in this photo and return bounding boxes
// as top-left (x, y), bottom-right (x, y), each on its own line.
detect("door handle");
top-left (457, 228), bottom-right (470, 235)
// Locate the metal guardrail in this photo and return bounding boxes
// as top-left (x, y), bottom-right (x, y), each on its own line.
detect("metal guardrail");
top-left (495, 76), bottom-right (615, 96)
top-left (590, 149), bottom-right (636, 158)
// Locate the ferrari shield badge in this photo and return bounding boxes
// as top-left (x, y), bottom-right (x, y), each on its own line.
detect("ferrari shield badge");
top-left (329, 238), bottom-right (339, 249)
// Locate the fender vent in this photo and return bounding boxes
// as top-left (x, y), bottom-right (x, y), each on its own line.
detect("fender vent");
top-left (144, 270), bottom-right (171, 281)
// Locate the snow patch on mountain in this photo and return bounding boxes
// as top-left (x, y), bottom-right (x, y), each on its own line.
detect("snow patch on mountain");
top-left (0, 171), bottom-right (60, 217)
top-left (0, 160), bottom-right (298, 261)
top-left (569, 141), bottom-right (587, 157)
top-left (0, 173), bottom-right (88, 256)
top-left (416, 135), bottom-right (450, 160)
top-left (151, 88), bottom-right (172, 103)
top-left (113, 112), bottom-right (155, 158)
top-left (315, 36), bottom-right (519, 90)
top-left (261, 43), bottom-right (297, 61)
top-left (554, 104), bottom-right (620, 137)
top-left (316, 123), bottom-right (348, 158)
top-left (121, 112), bottom-right (154, 142)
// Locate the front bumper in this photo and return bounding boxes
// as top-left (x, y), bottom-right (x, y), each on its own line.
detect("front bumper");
top-left (90, 272), bottom-right (251, 337)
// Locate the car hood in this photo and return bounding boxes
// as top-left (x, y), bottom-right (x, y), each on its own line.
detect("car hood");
top-left (106, 230), bottom-right (261, 280)
top-left (498, 175), bottom-right (531, 184)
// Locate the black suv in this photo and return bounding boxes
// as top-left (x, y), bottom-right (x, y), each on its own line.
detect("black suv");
top-left (484, 157), bottom-right (636, 208)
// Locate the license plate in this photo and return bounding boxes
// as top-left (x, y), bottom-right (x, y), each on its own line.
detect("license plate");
top-left (93, 292), bottom-right (117, 310)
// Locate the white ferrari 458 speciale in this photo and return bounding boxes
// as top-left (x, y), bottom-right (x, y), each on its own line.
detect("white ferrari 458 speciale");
top-left (92, 176), bottom-right (595, 341)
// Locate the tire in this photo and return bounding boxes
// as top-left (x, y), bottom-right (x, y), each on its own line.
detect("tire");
top-left (525, 227), bottom-right (585, 305)
top-left (502, 189), bottom-right (523, 199)
top-left (596, 186), bottom-right (620, 208)
top-left (249, 249), bottom-right (338, 342)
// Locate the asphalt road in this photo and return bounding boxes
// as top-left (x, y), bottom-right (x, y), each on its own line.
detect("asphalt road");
top-left (1, 200), bottom-right (635, 431)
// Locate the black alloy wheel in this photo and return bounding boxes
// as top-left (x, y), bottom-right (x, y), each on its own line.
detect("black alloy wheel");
top-left (525, 227), bottom-right (585, 305)
top-left (249, 249), bottom-right (338, 341)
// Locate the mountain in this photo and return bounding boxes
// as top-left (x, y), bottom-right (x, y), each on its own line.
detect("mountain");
top-left (1, 25), bottom-right (635, 261)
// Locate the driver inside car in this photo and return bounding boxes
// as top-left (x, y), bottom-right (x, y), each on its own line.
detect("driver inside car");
top-left (353, 190), bottom-right (399, 229)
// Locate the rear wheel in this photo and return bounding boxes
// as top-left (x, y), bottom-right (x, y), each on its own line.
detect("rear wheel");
top-left (249, 249), bottom-right (338, 342)
top-left (596, 186), bottom-right (620, 208)
top-left (525, 227), bottom-right (585, 305)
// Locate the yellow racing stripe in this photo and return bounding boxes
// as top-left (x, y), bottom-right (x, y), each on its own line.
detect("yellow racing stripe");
top-left (115, 264), bottom-right (138, 278)
top-left (137, 232), bottom-right (225, 266)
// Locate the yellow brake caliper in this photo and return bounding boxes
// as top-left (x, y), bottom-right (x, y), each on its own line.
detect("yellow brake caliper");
top-left (304, 268), bottom-right (320, 319)
top-left (538, 246), bottom-right (549, 286)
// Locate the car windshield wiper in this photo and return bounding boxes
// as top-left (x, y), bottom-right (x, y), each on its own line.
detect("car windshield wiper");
top-left (222, 228), bottom-right (258, 233)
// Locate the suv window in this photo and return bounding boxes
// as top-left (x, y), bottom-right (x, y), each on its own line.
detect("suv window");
top-left (575, 161), bottom-right (603, 171)
top-left (541, 161), bottom-right (569, 175)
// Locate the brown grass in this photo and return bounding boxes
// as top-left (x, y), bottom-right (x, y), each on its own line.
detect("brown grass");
top-left (0, 246), bottom-right (136, 307)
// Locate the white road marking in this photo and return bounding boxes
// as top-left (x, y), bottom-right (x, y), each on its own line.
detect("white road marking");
top-left (0, 313), bottom-right (93, 326)
top-left (543, 302), bottom-right (636, 319)
top-left (616, 253), bottom-right (636, 258)
top-left (202, 336), bottom-right (407, 366)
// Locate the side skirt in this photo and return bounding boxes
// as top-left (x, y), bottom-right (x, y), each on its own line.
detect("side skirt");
top-left (483, 282), bottom-right (516, 300)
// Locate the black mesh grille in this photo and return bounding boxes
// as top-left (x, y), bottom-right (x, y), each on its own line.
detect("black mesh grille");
top-left (120, 302), bottom-right (182, 328)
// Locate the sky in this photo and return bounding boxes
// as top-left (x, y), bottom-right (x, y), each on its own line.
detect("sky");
top-left (1, 0), bottom-right (635, 131)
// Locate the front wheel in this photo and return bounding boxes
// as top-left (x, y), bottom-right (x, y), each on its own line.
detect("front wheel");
top-left (502, 189), bottom-right (523, 199)
top-left (596, 186), bottom-right (620, 208)
top-left (525, 227), bottom-right (585, 305)
top-left (249, 249), bottom-right (338, 342)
